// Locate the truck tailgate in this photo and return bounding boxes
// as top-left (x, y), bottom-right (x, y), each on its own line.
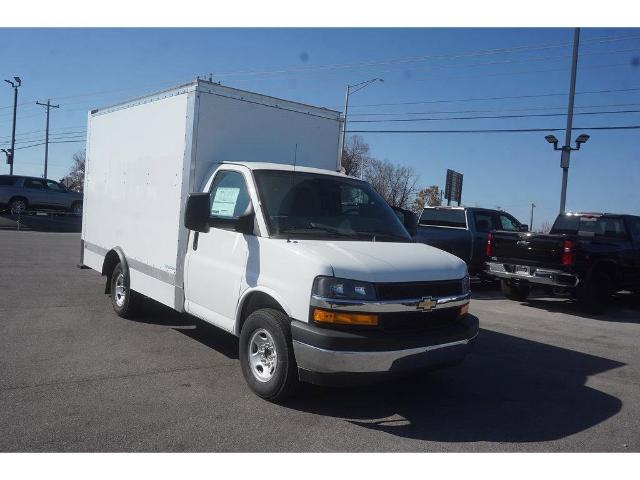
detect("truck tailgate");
top-left (490, 231), bottom-right (565, 267)
top-left (415, 226), bottom-right (471, 262)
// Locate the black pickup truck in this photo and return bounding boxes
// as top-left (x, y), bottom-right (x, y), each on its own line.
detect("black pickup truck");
top-left (487, 212), bottom-right (640, 312)
top-left (414, 206), bottom-right (528, 277)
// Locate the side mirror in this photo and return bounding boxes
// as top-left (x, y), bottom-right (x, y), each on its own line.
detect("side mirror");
top-left (184, 192), bottom-right (211, 233)
top-left (391, 206), bottom-right (418, 237)
top-left (234, 203), bottom-right (256, 235)
top-left (519, 224), bottom-right (529, 232)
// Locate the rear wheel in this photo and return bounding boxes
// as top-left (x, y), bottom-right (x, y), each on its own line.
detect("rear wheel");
top-left (577, 271), bottom-right (612, 314)
top-left (239, 308), bottom-right (298, 402)
top-left (9, 198), bottom-right (27, 215)
top-left (501, 279), bottom-right (530, 301)
top-left (110, 262), bottom-right (141, 318)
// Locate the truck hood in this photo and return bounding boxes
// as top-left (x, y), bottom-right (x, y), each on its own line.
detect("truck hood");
top-left (295, 240), bottom-right (467, 283)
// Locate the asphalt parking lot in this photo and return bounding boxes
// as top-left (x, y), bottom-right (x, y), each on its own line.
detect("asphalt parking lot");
top-left (0, 228), bottom-right (639, 452)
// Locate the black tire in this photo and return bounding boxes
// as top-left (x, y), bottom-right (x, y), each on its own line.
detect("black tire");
top-left (239, 308), bottom-right (299, 401)
top-left (577, 270), bottom-right (612, 314)
top-left (109, 262), bottom-right (141, 318)
top-left (501, 279), bottom-right (530, 301)
top-left (70, 201), bottom-right (83, 215)
top-left (9, 197), bottom-right (28, 215)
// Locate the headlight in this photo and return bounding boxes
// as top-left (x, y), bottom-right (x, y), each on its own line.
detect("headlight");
top-left (312, 276), bottom-right (376, 301)
top-left (462, 274), bottom-right (471, 294)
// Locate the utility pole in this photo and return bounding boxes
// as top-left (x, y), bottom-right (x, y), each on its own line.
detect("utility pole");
top-left (339, 78), bottom-right (383, 177)
top-left (530, 203), bottom-right (536, 231)
top-left (36, 99), bottom-right (60, 179)
top-left (559, 28), bottom-right (580, 214)
top-left (4, 77), bottom-right (21, 175)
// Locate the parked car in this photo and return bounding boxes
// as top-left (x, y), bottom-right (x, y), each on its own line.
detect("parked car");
top-left (486, 212), bottom-right (640, 312)
top-left (80, 80), bottom-right (477, 401)
top-left (0, 175), bottom-right (83, 214)
top-left (414, 206), bottom-right (528, 277)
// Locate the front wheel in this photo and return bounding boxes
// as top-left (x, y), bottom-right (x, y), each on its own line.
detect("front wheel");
top-left (239, 308), bottom-right (299, 401)
top-left (501, 279), bottom-right (530, 301)
top-left (9, 198), bottom-right (27, 215)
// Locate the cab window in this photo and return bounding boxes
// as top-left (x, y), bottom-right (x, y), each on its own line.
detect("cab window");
top-left (46, 180), bottom-right (64, 191)
top-left (474, 213), bottom-right (497, 233)
top-left (499, 214), bottom-right (520, 231)
top-left (24, 179), bottom-right (46, 190)
top-left (209, 170), bottom-right (251, 220)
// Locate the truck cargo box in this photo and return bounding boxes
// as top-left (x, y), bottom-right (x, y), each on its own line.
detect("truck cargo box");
top-left (81, 79), bottom-right (343, 310)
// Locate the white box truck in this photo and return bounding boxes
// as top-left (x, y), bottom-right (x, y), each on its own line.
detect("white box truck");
top-left (81, 79), bottom-right (478, 401)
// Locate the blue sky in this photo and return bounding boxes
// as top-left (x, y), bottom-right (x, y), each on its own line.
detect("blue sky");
top-left (0, 28), bottom-right (638, 227)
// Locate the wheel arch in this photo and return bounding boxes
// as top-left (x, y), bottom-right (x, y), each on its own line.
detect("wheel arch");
top-left (101, 247), bottom-right (128, 294)
top-left (589, 259), bottom-right (618, 283)
top-left (8, 195), bottom-right (29, 207)
top-left (235, 288), bottom-right (291, 336)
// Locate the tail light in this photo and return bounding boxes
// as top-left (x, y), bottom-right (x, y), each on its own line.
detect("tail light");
top-left (562, 240), bottom-right (576, 266)
top-left (486, 232), bottom-right (493, 257)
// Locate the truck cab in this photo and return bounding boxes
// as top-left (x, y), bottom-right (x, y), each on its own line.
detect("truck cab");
top-left (178, 162), bottom-right (477, 398)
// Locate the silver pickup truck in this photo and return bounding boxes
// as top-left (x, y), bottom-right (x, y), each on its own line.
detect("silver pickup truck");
top-left (0, 175), bottom-right (83, 214)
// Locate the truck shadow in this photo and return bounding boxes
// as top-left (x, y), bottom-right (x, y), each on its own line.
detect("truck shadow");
top-left (130, 299), bottom-right (239, 359)
top-left (283, 328), bottom-right (624, 444)
top-left (522, 293), bottom-right (640, 323)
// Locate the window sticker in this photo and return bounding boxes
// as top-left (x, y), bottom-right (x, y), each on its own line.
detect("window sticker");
top-left (211, 187), bottom-right (240, 217)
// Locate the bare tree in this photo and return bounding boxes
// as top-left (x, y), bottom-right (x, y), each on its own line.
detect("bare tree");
top-left (411, 185), bottom-right (441, 213)
top-left (341, 135), bottom-right (371, 176)
top-left (60, 149), bottom-right (86, 192)
top-left (537, 220), bottom-right (552, 233)
top-left (364, 158), bottom-right (419, 209)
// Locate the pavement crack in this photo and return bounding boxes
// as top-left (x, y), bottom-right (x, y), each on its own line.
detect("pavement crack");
top-left (0, 363), bottom-right (236, 393)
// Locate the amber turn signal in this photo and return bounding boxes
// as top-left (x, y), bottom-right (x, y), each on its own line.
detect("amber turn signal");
top-left (313, 308), bottom-right (379, 326)
top-left (459, 303), bottom-right (470, 317)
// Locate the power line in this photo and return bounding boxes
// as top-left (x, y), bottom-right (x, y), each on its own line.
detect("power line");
top-left (347, 125), bottom-right (640, 134)
top-left (348, 102), bottom-right (640, 117)
top-left (344, 86), bottom-right (640, 109)
top-left (14, 139), bottom-right (85, 151)
top-left (349, 108), bottom-right (640, 123)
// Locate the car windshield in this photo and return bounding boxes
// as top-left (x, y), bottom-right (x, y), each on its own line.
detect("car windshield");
top-left (253, 170), bottom-right (412, 242)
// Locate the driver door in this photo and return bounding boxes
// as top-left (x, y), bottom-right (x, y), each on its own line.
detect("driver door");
top-left (184, 167), bottom-right (253, 333)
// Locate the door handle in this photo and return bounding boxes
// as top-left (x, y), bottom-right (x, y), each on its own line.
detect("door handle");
top-left (193, 232), bottom-right (199, 251)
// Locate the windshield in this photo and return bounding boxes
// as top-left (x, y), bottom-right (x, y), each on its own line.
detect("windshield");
top-left (253, 170), bottom-right (412, 242)
top-left (420, 208), bottom-right (466, 228)
top-left (551, 215), bottom-right (628, 239)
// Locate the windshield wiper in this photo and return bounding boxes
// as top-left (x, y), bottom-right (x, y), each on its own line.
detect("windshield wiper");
top-left (278, 227), bottom-right (356, 238)
top-left (356, 231), bottom-right (411, 242)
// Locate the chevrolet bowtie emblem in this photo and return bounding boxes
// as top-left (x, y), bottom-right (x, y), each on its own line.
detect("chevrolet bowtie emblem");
top-left (417, 296), bottom-right (437, 311)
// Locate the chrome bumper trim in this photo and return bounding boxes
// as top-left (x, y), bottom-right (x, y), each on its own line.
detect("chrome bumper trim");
top-left (486, 262), bottom-right (579, 287)
top-left (310, 292), bottom-right (471, 313)
top-left (292, 334), bottom-right (477, 374)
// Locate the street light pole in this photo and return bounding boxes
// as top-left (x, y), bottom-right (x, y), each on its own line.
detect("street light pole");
top-left (530, 203), bottom-right (536, 231)
top-left (339, 78), bottom-right (383, 178)
top-left (36, 99), bottom-right (60, 179)
top-left (4, 77), bottom-right (21, 175)
top-left (559, 28), bottom-right (580, 214)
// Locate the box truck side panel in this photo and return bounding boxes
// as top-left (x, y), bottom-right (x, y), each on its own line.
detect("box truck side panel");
top-left (191, 90), bottom-right (342, 187)
top-left (82, 93), bottom-right (191, 308)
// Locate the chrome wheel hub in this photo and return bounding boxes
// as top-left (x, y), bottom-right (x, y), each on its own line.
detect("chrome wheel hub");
top-left (248, 328), bottom-right (278, 382)
top-left (114, 273), bottom-right (126, 307)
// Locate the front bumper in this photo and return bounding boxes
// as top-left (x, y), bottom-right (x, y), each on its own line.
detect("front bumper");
top-left (291, 314), bottom-right (478, 385)
top-left (486, 262), bottom-right (579, 288)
